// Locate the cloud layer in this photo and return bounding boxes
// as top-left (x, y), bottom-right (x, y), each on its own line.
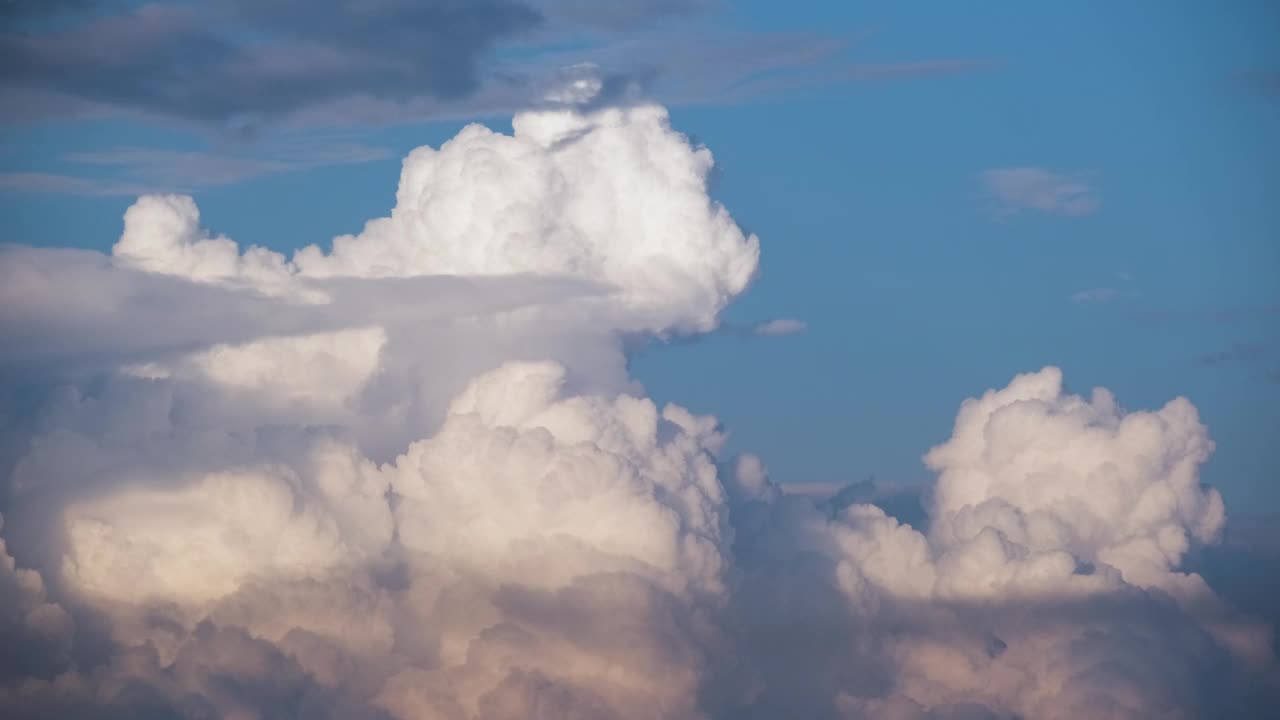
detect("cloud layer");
top-left (0, 100), bottom-right (1275, 718)
top-left (0, 0), bottom-right (964, 131)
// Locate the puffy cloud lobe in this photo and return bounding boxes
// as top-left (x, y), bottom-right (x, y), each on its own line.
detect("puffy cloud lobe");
top-left (930, 371), bottom-right (1224, 595)
top-left (303, 103), bottom-right (760, 332)
top-left (7, 362), bottom-right (729, 718)
top-left (714, 368), bottom-right (1275, 718)
top-left (391, 362), bottom-right (728, 597)
top-left (1, 101), bottom-right (1276, 719)
top-left (922, 367), bottom-right (1227, 604)
top-left (61, 452), bottom-right (391, 610)
top-left (114, 194), bottom-right (298, 294)
top-left (0, 515), bottom-right (75, 682)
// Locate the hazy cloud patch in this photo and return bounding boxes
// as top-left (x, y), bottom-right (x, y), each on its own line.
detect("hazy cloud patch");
top-left (981, 167), bottom-right (1100, 218)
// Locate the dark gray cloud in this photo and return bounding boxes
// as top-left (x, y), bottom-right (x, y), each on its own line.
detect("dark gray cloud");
top-left (0, 0), bottom-right (991, 199)
top-left (1, 0), bottom-right (544, 126)
top-left (538, 0), bottom-right (713, 31)
top-left (0, 0), bottom-right (987, 132)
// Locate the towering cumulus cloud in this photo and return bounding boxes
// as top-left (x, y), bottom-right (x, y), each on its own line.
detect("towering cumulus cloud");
top-left (0, 97), bottom-right (1274, 718)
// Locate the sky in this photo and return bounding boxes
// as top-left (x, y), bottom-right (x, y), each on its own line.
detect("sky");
top-left (4, 1), bottom-right (1277, 510)
top-left (1, 2), bottom-right (1279, 718)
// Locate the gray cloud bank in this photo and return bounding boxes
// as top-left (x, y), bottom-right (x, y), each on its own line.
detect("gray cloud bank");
top-left (0, 100), bottom-right (1277, 719)
top-left (0, 0), bottom-right (985, 131)
top-left (1, 0), bottom-right (542, 126)
top-left (0, 2), bottom-right (988, 197)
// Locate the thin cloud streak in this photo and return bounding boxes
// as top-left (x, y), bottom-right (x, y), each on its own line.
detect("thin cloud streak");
top-left (0, 171), bottom-right (162, 197)
top-left (1070, 287), bottom-right (1120, 304)
top-left (0, 141), bottom-right (392, 195)
top-left (752, 318), bottom-right (808, 336)
top-left (981, 167), bottom-right (1100, 218)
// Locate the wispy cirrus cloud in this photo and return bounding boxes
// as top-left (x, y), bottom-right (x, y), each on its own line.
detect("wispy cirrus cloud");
top-left (0, 141), bottom-right (391, 195)
top-left (0, 172), bottom-right (160, 197)
top-left (1070, 271), bottom-right (1137, 306)
top-left (980, 167), bottom-right (1100, 219)
top-left (751, 318), bottom-right (808, 336)
top-left (1070, 287), bottom-right (1120, 304)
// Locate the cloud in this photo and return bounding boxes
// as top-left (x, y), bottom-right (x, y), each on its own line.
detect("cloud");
top-left (1070, 287), bottom-right (1119, 304)
top-left (0, 172), bottom-right (161, 197)
top-left (981, 167), bottom-right (1100, 218)
top-left (0, 0), bottom-right (544, 126)
top-left (1, 1), bottom-right (988, 131)
top-left (78, 142), bottom-right (389, 185)
top-left (2, 3), bottom-right (990, 201)
top-left (752, 318), bottom-right (808, 336)
top-left (0, 142), bottom-right (391, 195)
top-left (538, 0), bottom-right (715, 31)
top-left (1, 100), bottom-right (1276, 718)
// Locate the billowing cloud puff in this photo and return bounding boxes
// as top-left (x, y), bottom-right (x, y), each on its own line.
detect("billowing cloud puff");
top-left (114, 194), bottom-right (291, 286)
top-left (0, 100), bottom-right (1275, 719)
top-left (718, 375), bottom-right (1275, 718)
top-left (109, 103), bottom-right (759, 333)
top-left (925, 367), bottom-right (1224, 596)
top-left (0, 515), bottom-right (75, 682)
top-left (36, 361), bottom-right (728, 719)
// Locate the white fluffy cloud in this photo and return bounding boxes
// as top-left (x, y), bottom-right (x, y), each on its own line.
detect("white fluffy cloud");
top-left (924, 367), bottom-right (1224, 592)
top-left (0, 100), bottom-right (1274, 719)
top-left (109, 103), bottom-right (759, 334)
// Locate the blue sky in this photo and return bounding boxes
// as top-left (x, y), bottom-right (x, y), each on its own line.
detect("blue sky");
top-left (3, 0), bottom-right (1277, 509)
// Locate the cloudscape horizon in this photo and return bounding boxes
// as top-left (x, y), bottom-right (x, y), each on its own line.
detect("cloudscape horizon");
top-left (1, 2), bottom-right (1277, 718)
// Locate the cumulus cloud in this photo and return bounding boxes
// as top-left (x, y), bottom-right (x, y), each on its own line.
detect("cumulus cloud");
top-left (981, 167), bottom-right (1100, 218)
top-left (0, 100), bottom-right (1275, 718)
